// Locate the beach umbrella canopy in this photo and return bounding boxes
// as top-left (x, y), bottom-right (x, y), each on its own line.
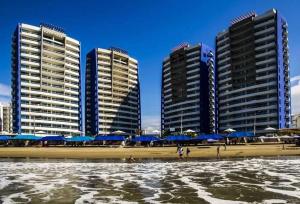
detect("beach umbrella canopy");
top-left (165, 135), bottom-right (191, 142)
top-left (280, 135), bottom-right (293, 139)
top-left (12, 134), bottom-right (41, 140)
top-left (227, 132), bottom-right (254, 138)
top-left (207, 139), bottom-right (219, 142)
top-left (293, 135), bottom-right (300, 139)
top-left (1, 131), bottom-right (9, 134)
top-left (98, 131), bottom-right (109, 135)
top-left (35, 131), bottom-right (46, 134)
top-left (0, 136), bottom-right (11, 141)
top-left (152, 130), bottom-right (161, 134)
top-left (39, 136), bottom-right (65, 141)
top-left (184, 129), bottom-right (195, 133)
top-left (66, 136), bottom-right (94, 142)
top-left (195, 134), bottom-right (224, 140)
top-left (132, 135), bottom-right (160, 142)
top-left (259, 136), bottom-right (278, 139)
top-left (112, 130), bottom-right (126, 134)
top-left (265, 127), bottom-right (276, 131)
top-left (224, 128), bottom-right (236, 133)
top-left (94, 135), bottom-right (125, 141)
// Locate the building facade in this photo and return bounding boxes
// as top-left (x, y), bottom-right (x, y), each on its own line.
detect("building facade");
top-left (11, 23), bottom-right (82, 136)
top-left (0, 103), bottom-right (12, 133)
top-left (0, 105), bottom-right (4, 132)
top-left (85, 47), bottom-right (141, 135)
top-left (2, 104), bottom-right (12, 133)
top-left (292, 114), bottom-right (300, 128)
top-left (216, 9), bottom-right (291, 135)
top-left (161, 43), bottom-right (216, 134)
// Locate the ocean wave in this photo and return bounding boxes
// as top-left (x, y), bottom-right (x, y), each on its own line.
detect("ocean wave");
top-left (0, 158), bottom-right (300, 203)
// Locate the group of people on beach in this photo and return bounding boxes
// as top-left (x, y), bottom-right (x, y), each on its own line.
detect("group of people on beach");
top-left (176, 145), bottom-right (223, 160)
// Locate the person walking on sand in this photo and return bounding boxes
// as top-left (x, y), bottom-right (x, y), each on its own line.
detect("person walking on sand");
top-left (217, 145), bottom-right (221, 159)
top-left (178, 147), bottom-right (183, 159)
top-left (185, 147), bottom-right (191, 161)
top-left (186, 147), bottom-right (191, 157)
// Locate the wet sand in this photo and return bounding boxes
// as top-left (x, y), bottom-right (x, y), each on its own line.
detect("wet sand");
top-left (0, 144), bottom-right (299, 159)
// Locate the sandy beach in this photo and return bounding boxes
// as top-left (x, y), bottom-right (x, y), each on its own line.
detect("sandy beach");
top-left (0, 144), bottom-right (299, 159)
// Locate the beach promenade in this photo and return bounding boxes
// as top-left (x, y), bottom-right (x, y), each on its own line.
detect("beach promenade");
top-left (0, 144), bottom-right (299, 159)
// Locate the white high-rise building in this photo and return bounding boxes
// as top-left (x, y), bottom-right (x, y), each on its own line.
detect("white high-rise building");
top-left (85, 47), bottom-right (141, 135)
top-left (0, 103), bottom-right (12, 133)
top-left (11, 23), bottom-right (82, 136)
top-left (292, 114), bottom-right (300, 128)
top-left (0, 105), bottom-right (4, 132)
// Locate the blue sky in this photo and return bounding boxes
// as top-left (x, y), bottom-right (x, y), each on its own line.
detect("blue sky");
top-left (1, 0), bottom-right (300, 130)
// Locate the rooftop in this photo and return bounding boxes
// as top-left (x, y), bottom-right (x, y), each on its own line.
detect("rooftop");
top-left (40, 23), bottom-right (65, 33)
top-left (109, 47), bottom-right (128, 55)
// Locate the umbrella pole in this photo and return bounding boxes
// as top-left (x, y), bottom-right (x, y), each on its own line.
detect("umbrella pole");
top-left (180, 112), bottom-right (183, 134)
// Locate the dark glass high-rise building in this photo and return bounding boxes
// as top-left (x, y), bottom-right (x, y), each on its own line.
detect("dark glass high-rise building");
top-left (216, 9), bottom-right (291, 135)
top-left (161, 43), bottom-right (216, 134)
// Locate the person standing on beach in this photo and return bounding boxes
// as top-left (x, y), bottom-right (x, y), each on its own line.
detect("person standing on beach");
top-left (217, 145), bottom-right (221, 159)
top-left (185, 147), bottom-right (191, 161)
top-left (186, 147), bottom-right (190, 157)
top-left (178, 147), bottom-right (183, 159)
top-left (176, 144), bottom-right (181, 153)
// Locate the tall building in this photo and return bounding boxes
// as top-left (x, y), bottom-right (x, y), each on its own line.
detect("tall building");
top-left (85, 47), bottom-right (141, 135)
top-left (216, 9), bottom-right (291, 135)
top-left (0, 104), bottom-right (4, 132)
top-left (161, 43), bottom-right (216, 134)
top-left (0, 103), bottom-right (12, 133)
top-left (3, 104), bottom-right (12, 133)
top-left (11, 23), bottom-right (82, 136)
top-left (292, 114), bottom-right (300, 128)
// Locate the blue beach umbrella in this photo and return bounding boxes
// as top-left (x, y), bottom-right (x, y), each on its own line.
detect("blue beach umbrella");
top-left (66, 136), bottom-right (94, 142)
top-left (227, 132), bottom-right (254, 138)
top-left (94, 135), bottom-right (125, 141)
top-left (132, 135), bottom-right (160, 142)
top-left (12, 134), bottom-right (41, 140)
top-left (39, 136), bottom-right (65, 141)
top-left (165, 135), bottom-right (191, 142)
top-left (0, 136), bottom-right (11, 141)
top-left (194, 134), bottom-right (224, 141)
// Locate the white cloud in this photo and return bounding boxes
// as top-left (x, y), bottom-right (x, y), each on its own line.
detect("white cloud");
top-left (291, 76), bottom-right (300, 114)
top-left (0, 83), bottom-right (11, 105)
top-left (142, 115), bottom-right (160, 132)
top-left (0, 96), bottom-right (10, 104)
top-left (291, 76), bottom-right (300, 87)
top-left (0, 83), bottom-right (11, 97)
top-left (291, 76), bottom-right (300, 82)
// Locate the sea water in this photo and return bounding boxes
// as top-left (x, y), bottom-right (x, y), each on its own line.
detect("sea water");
top-left (0, 157), bottom-right (300, 203)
